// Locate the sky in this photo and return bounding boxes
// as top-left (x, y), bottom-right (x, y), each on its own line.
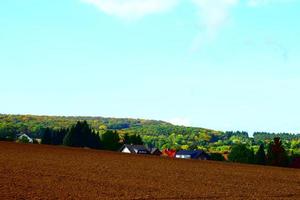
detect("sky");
top-left (0, 0), bottom-right (300, 134)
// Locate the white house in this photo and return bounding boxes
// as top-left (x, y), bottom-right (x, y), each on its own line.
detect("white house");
top-left (120, 144), bottom-right (150, 155)
top-left (18, 134), bottom-right (33, 143)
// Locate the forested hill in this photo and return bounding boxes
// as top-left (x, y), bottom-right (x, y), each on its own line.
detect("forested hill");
top-left (1, 114), bottom-right (299, 152)
top-left (0, 113), bottom-right (219, 136)
top-left (0, 114), bottom-right (168, 134)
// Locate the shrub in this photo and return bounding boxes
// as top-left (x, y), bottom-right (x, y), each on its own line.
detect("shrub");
top-left (228, 144), bottom-right (254, 164)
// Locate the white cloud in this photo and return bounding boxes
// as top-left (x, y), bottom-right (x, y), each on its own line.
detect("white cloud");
top-left (192, 0), bottom-right (239, 36)
top-left (81, 0), bottom-right (179, 20)
top-left (168, 118), bottom-right (191, 126)
top-left (81, 0), bottom-right (294, 49)
top-left (190, 0), bottom-right (239, 50)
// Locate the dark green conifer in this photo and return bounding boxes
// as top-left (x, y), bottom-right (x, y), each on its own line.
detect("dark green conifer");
top-left (255, 144), bottom-right (266, 165)
top-left (102, 130), bottom-right (121, 151)
top-left (42, 128), bottom-right (52, 145)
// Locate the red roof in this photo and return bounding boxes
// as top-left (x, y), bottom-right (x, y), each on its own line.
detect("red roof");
top-left (162, 149), bottom-right (176, 158)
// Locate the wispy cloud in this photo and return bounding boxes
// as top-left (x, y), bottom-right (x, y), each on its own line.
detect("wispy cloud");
top-left (190, 0), bottom-right (239, 50)
top-left (190, 0), bottom-right (294, 50)
top-left (81, 0), bottom-right (295, 50)
top-left (192, 0), bottom-right (239, 37)
top-left (81, 0), bottom-right (179, 20)
top-left (247, 0), bottom-right (294, 7)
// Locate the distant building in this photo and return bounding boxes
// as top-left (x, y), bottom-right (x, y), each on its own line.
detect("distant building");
top-left (175, 150), bottom-right (210, 160)
top-left (17, 134), bottom-right (33, 143)
top-left (162, 149), bottom-right (177, 158)
top-left (149, 148), bottom-right (162, 156)
top-left (120, 144), bottom-right (150, 155)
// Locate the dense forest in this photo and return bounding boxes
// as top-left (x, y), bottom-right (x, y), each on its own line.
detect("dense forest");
top-left (0, 114), bottom-right (300, 155)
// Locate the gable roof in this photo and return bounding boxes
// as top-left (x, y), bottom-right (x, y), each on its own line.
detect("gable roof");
top-left (17, 134), bottom-right (32, 139)
top-left (162, 149), bottom-right (177, 158)
top-left (120, 144), bottom-right (150, 154)
top-left (17, 134), bottom-right (33, 143)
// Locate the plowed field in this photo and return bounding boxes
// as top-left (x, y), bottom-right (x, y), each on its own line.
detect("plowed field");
top-left (0, 142), bottom-right (299, 200)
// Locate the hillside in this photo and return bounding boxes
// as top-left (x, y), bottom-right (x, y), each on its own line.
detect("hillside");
top-left (0, 142), bottom-right (299, 200)
top-left (0, 114), bottom-right (222, 147)
top-left (0, 113), bottom-right (173, 131)
top-left (1, 114), bottom-right (300, 153)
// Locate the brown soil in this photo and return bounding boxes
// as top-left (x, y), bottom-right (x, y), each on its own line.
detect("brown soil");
top-left (0, 142), bottom-right (299, 200)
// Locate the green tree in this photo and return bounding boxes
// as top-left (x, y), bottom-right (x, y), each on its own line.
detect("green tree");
top-left (123, 133), bottom-right (143, 145)
top-left (291, 140), bottom-right (300, 150)
top-left (255, 144), bottom-right (266, 165)
top-left (52, 129), bottom-right (68, 145)
top-left (130, 134), bottom-right (143, 145)
top-left (210, 153), bottom-right (225, 161)
top-left (63, 122), bottom-right (82, 147)
top-left (63, 121), bottom-right (97, 148)
top-left (42, 128), bottom-right (53, 145)
top-left (102, 130), bottom-right (121, 151)
top-left (86, 130), bottom-right (102, 149)
top-left (228, 144), bottom-right (255, 164)
top-left (0, 126), bottom-right (16, 141)
top-left (123, 133), bottom-right (131, 144)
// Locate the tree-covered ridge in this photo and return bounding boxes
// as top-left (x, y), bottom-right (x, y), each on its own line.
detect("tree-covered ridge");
top-left (0, 114), bottom-right (220, 137)
top-left (0, 114), bottom-right (171, 136)
top-left (0, 113), bottom-right (169, 127)
top-left (0, 114), bottom-right (299, 155)
top-left (253, 132), bottom-right (300, 141)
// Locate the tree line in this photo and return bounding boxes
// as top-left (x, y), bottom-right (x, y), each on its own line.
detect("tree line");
top-left (1, 119), bottom-right (299, 168)
top-left (1, 114), bottom-right (299, 155)
top-left (41, 121), bottom-right (143, 151)
top-left (227, 137), bottom-right (293, 167)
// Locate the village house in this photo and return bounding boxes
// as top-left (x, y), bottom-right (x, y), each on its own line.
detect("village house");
top-left (17, 134), bottom-right (33, 143)
top-left (120, 144), bottom-right (150, 155)
top-left (175, 150), bottom-right (210, 160)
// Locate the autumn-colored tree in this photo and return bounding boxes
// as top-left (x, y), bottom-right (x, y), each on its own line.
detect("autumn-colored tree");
top-left (267, 138), bottom-right (289, 167)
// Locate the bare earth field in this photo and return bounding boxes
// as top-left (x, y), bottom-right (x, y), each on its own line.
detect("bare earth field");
top-left (0, 142), bottom-right (299, 200)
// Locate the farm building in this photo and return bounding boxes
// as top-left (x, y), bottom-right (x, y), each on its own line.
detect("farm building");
top-left (175, 150), bottom-right (210, 160)
top-left (120, 144), bottom-right (150, 155)
top-left (17, 134), bottom-right (33, 143)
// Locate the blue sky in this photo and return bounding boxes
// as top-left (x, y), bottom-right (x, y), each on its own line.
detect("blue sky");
top-left (0, 0), bottom-right (300, 134)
